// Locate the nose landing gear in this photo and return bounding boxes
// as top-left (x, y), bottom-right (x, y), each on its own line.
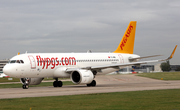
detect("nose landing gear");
top-left (21, 78), bottom-right (30, 89)
top-left (22, 84), bottom-right (29, 89)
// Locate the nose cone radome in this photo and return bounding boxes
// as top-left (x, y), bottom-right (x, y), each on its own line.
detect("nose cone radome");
top-left (3, 65), bottom-right (12, 76)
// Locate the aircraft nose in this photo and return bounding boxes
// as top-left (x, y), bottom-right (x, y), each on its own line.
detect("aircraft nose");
top-left (3, 65), bottom-right (12, 76)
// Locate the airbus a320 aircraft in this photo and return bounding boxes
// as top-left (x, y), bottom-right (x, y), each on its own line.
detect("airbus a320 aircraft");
top-left (3, 21), bottom-right (177, 89)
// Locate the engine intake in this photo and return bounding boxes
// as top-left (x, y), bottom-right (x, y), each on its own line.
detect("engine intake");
top-left (70, 69), bottom-right (94, 84)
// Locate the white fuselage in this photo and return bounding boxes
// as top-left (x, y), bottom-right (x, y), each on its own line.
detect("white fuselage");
top-left (3, 53), bottom-right (140, 78)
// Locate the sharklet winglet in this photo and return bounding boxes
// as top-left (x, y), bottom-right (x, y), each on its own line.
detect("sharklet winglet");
top-left (168, 45), bottom-right (177, 60)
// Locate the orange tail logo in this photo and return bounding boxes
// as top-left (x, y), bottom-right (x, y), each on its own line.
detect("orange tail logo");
top-left (113, 21), bottom-right (136, 54)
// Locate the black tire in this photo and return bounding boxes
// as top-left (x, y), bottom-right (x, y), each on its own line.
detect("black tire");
top-left (22, 85), bottom-right (29, 89)
top-left (53, 81), bottom-right (58, 87)
top-left (87, 84), bottom-right (91, 87)
top-left (57, 81), bottom-right (63, 87)
top-left (25, 85), bottom-right (29, 89)
top-left (22, 85), bottom-right (25, 89)
top-left (91, 80), bottom-right (96, 87)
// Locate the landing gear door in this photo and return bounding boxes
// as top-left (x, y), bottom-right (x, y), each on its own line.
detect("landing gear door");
top-left (28, 55), bottom-right (36, 69)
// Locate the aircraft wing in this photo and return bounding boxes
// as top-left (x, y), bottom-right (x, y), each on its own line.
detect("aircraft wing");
top-left (66, 45), bottom-right (177, 73)
top-left (90, 60), bottom-right (160, 70)
top-left (128, 55), bottom-right (162, 62)
top-left (65, 59), bottom-right (160, 73)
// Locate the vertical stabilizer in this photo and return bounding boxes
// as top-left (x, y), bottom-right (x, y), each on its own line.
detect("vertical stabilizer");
top-left (113, 21), bottom-right (137, 54)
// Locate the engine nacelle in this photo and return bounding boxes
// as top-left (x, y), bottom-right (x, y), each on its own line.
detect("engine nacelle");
top-left (70, 69), bottom-right (94, 84)
top-left (20, 78), bottom-right (44, 85)
top-left (53, 67), bottom-right (70, 78)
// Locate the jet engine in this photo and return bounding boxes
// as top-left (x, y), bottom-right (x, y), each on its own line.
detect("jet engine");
top-left (70, 69), bottom-right (94, 84)
top-left (20, 78), bottom-right (44, 85)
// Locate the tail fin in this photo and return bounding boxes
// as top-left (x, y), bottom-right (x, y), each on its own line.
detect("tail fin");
top-left (113, 21), bottom-right (137, 54)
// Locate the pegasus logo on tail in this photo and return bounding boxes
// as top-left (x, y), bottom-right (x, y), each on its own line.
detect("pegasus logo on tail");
top-left (120, 24), bottom-right (133, 50)
top-left (113, 21), bottom-right (136, 54)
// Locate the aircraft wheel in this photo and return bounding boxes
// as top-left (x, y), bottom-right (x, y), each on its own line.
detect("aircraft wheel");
top-left (22, 85), bottom-right (25, 89)
top-left (87, 84), bottom-right (91, 87)
top-left (53, 81), bottom-right (58, 87)
top-left (87, 80), bottom-right (96, 87)
top-left (22, 85), bottom-right (29, 89)
top-left (91, 80), bottom-right (96, 87)
top-left (25, 85), bottom-right (29, 89)
top-left (57, 81), bottom-right (63, 87)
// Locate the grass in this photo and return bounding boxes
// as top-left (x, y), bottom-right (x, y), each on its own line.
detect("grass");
top-left (137, 72), bottom-right (180, 80)
top-left (0, 77), bottom-right (21, 82)
top-left (0, 81), bottom-right (74, 89)
top-left (0, 89), bottom-right (180, 110)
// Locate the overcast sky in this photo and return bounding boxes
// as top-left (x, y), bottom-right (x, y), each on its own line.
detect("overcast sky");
top-left (0, 0), bottom-right (179, 64)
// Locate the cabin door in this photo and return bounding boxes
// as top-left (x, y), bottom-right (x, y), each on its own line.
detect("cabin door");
top-left (28, 55), bottom-right (36, 69)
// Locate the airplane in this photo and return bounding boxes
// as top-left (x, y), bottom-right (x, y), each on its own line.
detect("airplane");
top-left (3, 21), bottom-right (177, 89)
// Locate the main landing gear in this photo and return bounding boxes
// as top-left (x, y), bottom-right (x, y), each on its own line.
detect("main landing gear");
top-left (87, 80), bottom-right (96, 87)
top-left (53, 78), bottom-right (63, 87)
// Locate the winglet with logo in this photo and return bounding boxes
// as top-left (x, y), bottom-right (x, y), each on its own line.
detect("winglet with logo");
top-left (167, 45), bottom-right (177, 60)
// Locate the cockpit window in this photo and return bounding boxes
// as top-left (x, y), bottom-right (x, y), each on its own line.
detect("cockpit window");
top-left (20, 60), bottom-right (24, 63)
top-left (9, 60), bottom-right (16, 63)
top-left (9, 60), bottom-right (24, 64)
top-left (16, 60), bottom-right (20, 63)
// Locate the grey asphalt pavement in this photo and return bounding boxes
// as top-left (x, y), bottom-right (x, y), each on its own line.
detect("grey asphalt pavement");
top-left (1, 74), bottom-right (180, 99)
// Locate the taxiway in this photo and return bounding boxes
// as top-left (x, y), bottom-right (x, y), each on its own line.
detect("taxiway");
top-left (1, 74), bottom-right (180, 99)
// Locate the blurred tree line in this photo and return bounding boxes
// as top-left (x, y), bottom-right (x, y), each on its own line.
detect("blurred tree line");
top-left (160, 61), bottom-right (180, 71)
top-left (160, 61), bottom-right (171, 72)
